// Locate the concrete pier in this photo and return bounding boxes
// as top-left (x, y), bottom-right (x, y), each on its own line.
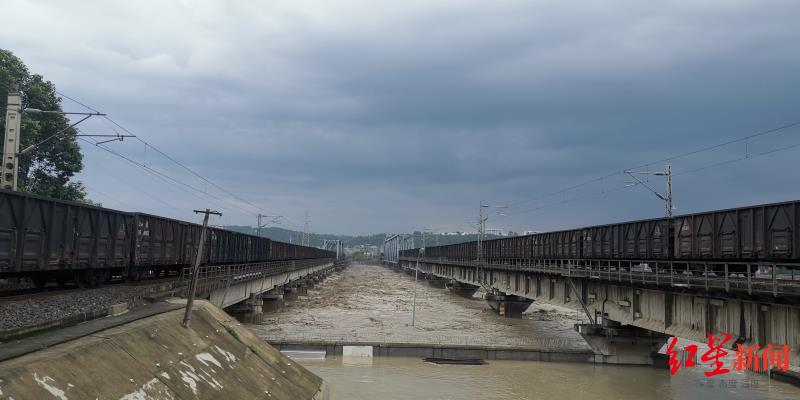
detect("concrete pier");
top-left (576, 321), bottom-right (669, 365)
top-left (485, 291), bottom-right (534, 318)
top-left (426, 275), bottom-right (448, 288)
top-left (445, 280), bottom-right (479, 298)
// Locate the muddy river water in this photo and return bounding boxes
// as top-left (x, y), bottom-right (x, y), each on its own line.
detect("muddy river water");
top-left (248, 264), bottom-right (799, 399)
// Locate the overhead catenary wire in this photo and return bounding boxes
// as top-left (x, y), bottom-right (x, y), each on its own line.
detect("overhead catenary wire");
top-left (78, 136), bottom-right (195, 216)
top-left (77, 136), bottom-right (261, 218)
top-left (506, 120), bottom-right (800, 209)
top-left (78, 137), bottom-right (232, 214)
top-left (57, 91), bottom-right (306, 231)
top-left (508, 139), bottom-right (800, 217)
top-left (101, 114), bottom-right (276, 216)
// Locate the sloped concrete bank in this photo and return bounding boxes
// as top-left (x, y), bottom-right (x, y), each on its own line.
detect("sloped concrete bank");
top-left (0, 300), bottom-right (326, 399)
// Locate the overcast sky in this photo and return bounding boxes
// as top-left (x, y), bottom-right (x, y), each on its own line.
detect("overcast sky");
top-left (3, 0), bottom-right (799, 235)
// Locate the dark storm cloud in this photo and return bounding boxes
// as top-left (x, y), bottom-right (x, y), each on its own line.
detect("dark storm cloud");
top-left (2, 0), bottom-right (799, 234)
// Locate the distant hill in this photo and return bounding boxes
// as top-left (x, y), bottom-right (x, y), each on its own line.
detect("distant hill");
top-left (222, 225), bottom-right (501, 248)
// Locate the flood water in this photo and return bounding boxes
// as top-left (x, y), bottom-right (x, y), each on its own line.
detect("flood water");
top-left (250, 264), bottom-right (800, 399)
top-left (250, 263), bottom-right (589, 351)
top-left (300, 356), bottom-right (798, 400)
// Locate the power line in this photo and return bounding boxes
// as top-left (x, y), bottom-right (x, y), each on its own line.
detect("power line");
top-left (55, 91), bottom-right (102, 114)
top-left (58, 91), bottom-right (305, 230)
top-left (506, 120), bottom-right (800, 208)
top-left (78, 137), bottom-right (254, 218)
top-left (101, 115), bottom-right (269, 215)
top-left (79, 138), bottom-right (193, 216)
top-left (508, 139), bottom-right (800, 217)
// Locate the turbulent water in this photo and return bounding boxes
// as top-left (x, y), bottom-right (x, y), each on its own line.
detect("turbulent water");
top-left (250, 264), bottom-right (799, 399)
top-left (302, 356), bottom-right (798, 400)
top-left (250, 263), bottom-right (589, 350)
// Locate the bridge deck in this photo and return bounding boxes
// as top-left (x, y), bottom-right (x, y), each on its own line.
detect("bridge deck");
top-left (401, 257), bottom-right (800, 298)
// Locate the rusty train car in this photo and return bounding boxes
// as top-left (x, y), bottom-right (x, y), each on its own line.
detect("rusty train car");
top-left (404, 200), bottom-right (800, 272)
top-left (0, 189), bottom-right (334, 287)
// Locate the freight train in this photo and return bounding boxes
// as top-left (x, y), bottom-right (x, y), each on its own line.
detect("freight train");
top-left (0, 189), bottom-right (334, 287)
top-left (401, 200), bottom-right (800, 273)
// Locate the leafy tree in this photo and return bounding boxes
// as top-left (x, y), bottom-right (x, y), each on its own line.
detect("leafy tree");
top-left (0, 49), bottom-right (89, 202)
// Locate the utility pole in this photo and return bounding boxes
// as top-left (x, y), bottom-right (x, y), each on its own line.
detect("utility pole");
top-left (665, 164), bottom-right (673, 218)
top-left (302, 210), bottom-right (311, 246)
top-left (2, 88), bottom-right (112, 191)
top-left (476, 202), bottom-right (507, 287)
top-left (624, 165), bottom-right (673, 218)
top-left (1, 89), bottom-right (22, 190)
top-left (183, 208), bottom-right (222, 328)
top-left (256, 214), bottom-right (281, 237)
top-left (411, 227), bottom-right (434, 328)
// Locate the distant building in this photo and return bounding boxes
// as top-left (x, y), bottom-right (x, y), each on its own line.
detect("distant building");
top-left (523, 230), bottom-right (542, 235)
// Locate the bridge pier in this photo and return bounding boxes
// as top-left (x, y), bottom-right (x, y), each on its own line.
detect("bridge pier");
top-left (260, 291), bottom-right (284, 312)
top-left (425, 274), bottom-right (448, 288)
top-left (485, 290), bottom-right (533, 318)
top-left (445, 280), bottom-right (479, 298)
top-left (283, 285), bottom-right (300, 300)
top-left (576, 319), bottom-right (669, 365)
top-left (227, 293), bottom-right (265, 324)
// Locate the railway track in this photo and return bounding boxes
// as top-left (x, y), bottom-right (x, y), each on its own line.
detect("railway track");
top-left (0, 276), bottom-right (183, 301)
top-left (0, 277), bottom-right (187, 337)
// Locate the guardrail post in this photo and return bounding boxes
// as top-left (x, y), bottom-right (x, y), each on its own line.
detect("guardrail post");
top-left (686, 264), bottom-right (690, 289)
top-left (670, 262), bottom-right (674, 287)
top-left (772, 264), bottom-right (777, 297)
top-left (704, 263), bottom-right (708, 291)
top-left (747, 265), bottom-right (752, 295)
top-left (724, 264), bottom-right (729, 293)
top-left (629, 262), bottom-right (633, 284)
top-left (642, 264), bottom-right (645, 285)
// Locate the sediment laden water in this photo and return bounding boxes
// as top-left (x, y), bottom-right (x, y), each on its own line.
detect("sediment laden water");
top-left (250, 264), bottom-right (800, 399)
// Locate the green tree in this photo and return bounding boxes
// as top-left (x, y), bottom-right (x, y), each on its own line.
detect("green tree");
top-left (0, 49), bottom-right (89, 202)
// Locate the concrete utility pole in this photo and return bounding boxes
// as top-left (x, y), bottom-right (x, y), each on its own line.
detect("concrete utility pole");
top-left (2, 88), bottom-right (114, 191)
top-left (476, 203), bottom-right (507, 287)
top-left (624, 165), bottom-right (673, 218)
top-left (302, 210), bottom-right (311, 246)
top-left (666, 164), bottom-right (673, 218)
top-left (183, 208), bottom-right (222, 328)
top-left (411, 227), bottom-right (432, 327)
top-left (256, 214), bottom-right (281, 237)
top-left (1, 89), bottom-right (22, 190)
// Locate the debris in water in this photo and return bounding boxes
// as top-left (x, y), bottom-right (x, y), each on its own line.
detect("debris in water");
top-left (424, 358), bottom-right (486, 365)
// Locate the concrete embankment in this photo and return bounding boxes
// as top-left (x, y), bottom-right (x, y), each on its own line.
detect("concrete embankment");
top-left (0, 300), bottom-right (326, 399)
top-left (270, 340), bottom-right (595, 363)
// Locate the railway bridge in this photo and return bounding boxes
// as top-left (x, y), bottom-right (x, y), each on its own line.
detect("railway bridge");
top-left (394, 255), bottom-right (800, 366)
top-left (187, 257), bottom-right (347, 321)
top-left (385, 200), bottom-right (800, 367)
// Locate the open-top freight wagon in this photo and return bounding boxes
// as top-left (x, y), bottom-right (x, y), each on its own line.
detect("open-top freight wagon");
top-left (0, 189), bottom-right (334, 287)
top-left (402, 200), bottom-right (800, 273)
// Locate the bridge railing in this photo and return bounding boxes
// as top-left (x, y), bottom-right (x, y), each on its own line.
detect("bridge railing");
top-left (183, 258), bottom-right (334, 296)
top-left (399, 257), bottom-right (800, 298)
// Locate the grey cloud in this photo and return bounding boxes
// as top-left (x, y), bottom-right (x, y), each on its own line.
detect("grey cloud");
top-left (1, 0), bottom-right (799, 234)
